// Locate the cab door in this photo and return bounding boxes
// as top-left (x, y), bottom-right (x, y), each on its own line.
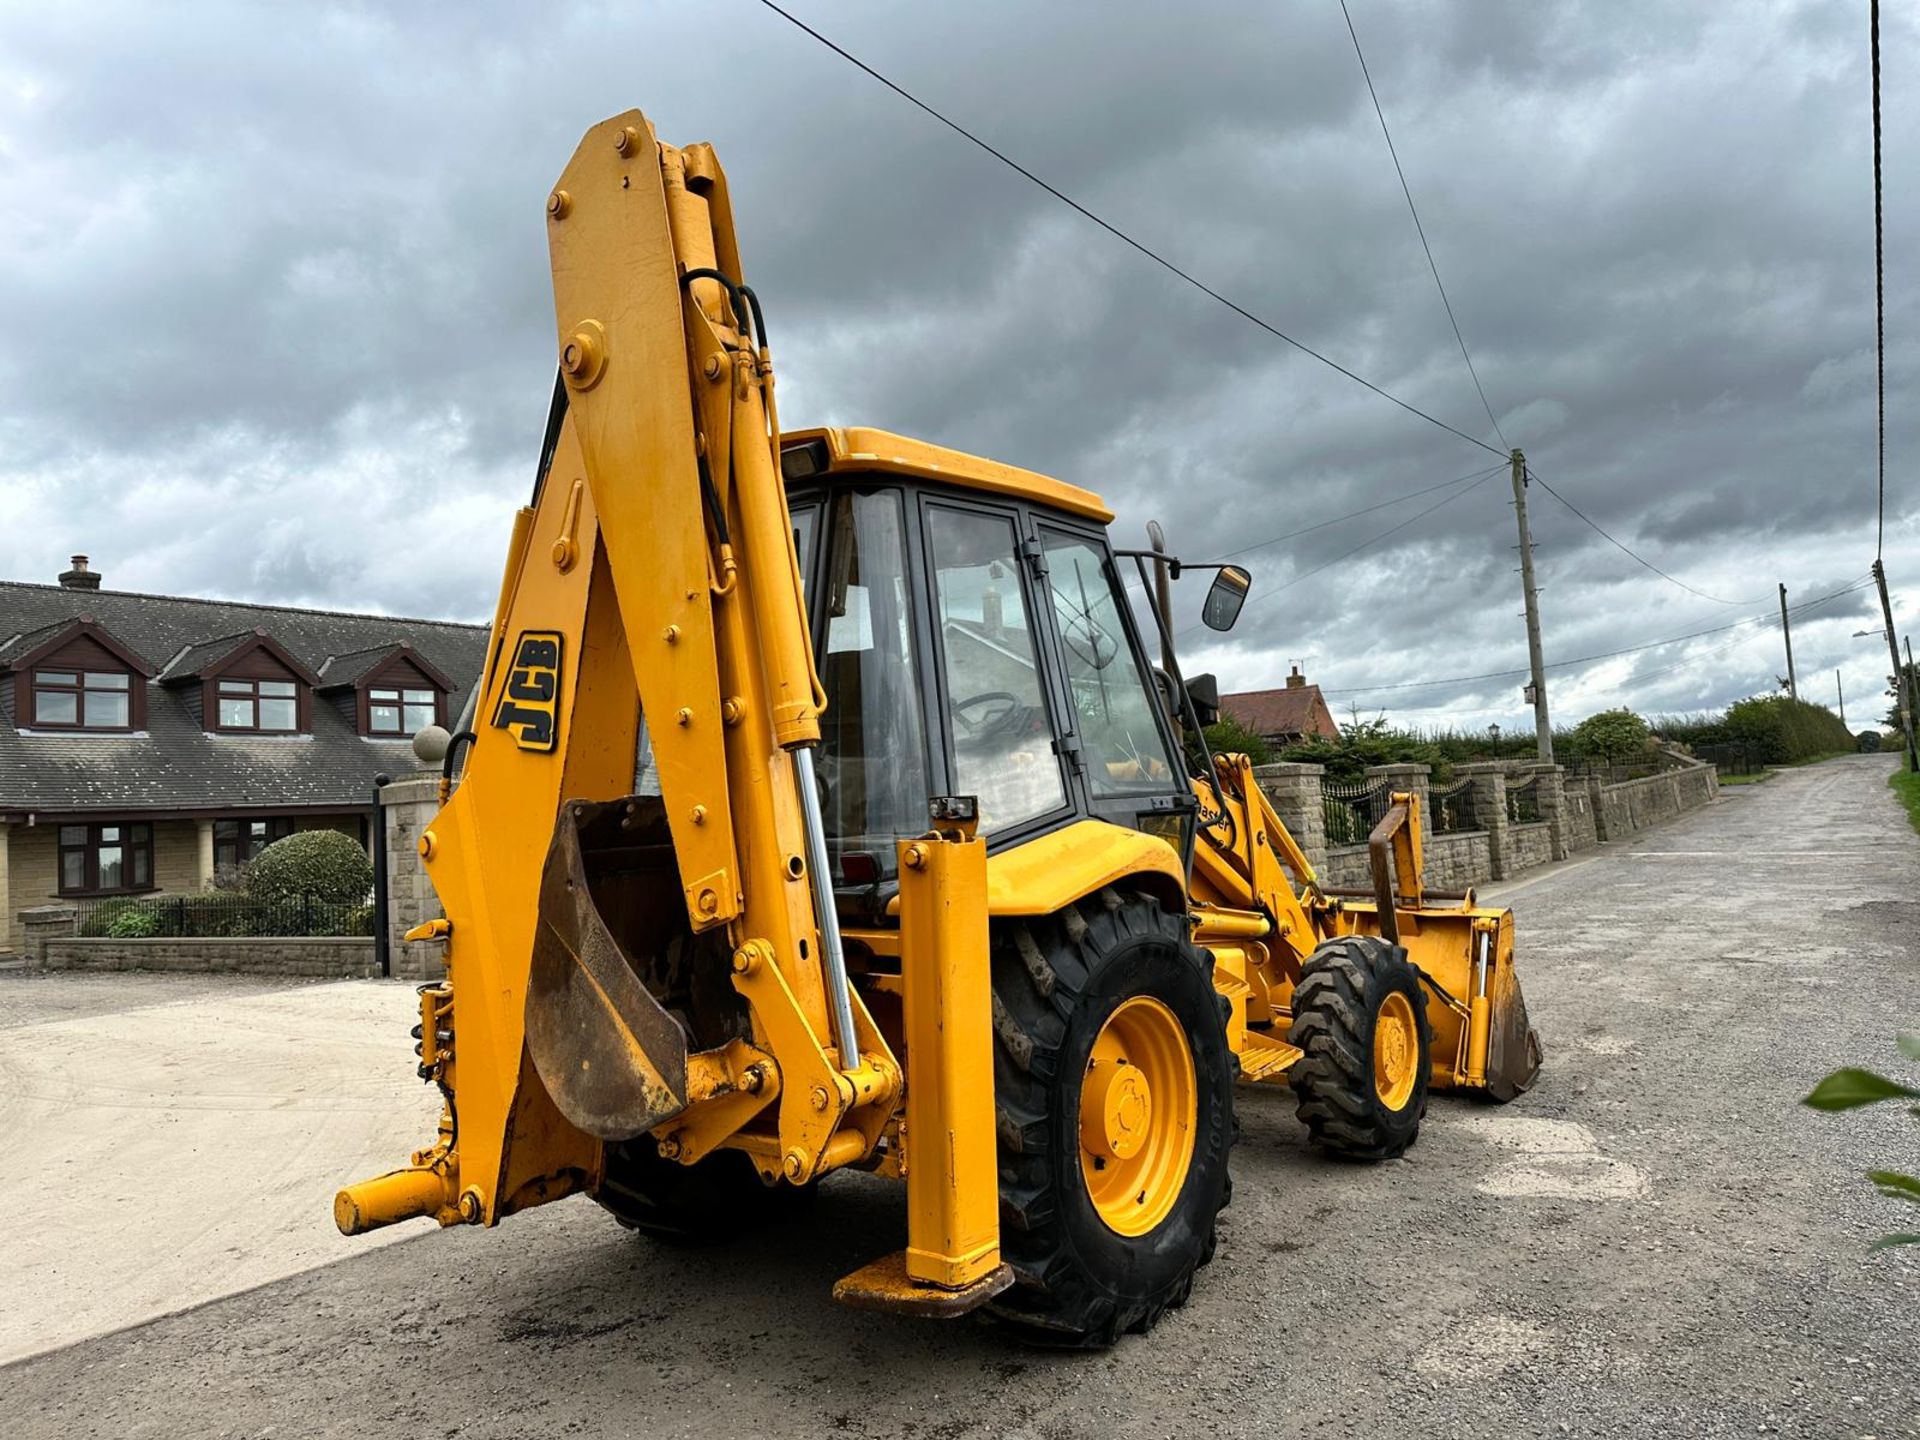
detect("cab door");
top-left (1028, 521), bottom-right (1190, 840)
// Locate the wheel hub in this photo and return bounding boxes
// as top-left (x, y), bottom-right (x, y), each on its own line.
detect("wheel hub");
top-left (1080, 1059), bottom-right (1153, 1161)
top-left (1077, 996), bottom-right (1197, 1236)
top-left (1373, 991), bottom-right (1419, 1111)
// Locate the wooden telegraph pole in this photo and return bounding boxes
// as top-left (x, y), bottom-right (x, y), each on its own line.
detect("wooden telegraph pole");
top-left (1511, 449), bottom-right (1552, 761)
top-left (1778, 584), bottom-right (1797, 698)
top-left (1872, 559), bottom-right (1919, 772)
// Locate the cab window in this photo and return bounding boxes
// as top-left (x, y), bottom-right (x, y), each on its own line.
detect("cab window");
top-left (925, 505), bottom-right (1066, 835)
top-left (811, 489), bottom-right (931, 879)
top-left (1040, 530), bottom-right (1177, 797)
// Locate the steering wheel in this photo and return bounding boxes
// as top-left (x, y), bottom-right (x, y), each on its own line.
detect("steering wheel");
top-left (952, 691), bottom-right (1019, 737)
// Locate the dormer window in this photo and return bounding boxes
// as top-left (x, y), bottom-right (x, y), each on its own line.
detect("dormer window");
top-left (368, 685), bottom-right (438, 736)
top-left (160, 628), bottom-right (317, 736)
top-left (317, 641), bottom-right (454, 739)
top-left (216, 677), bottom-right (300, 733)
top-left (1, 616), bottom-right (152, 732)
top-left (33, 668), bottom-right (132, 729)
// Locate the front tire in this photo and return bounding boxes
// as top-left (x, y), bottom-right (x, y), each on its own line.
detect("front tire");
top-left (1288, 935), bottom-right (1432, 1160)
top-left (986, 888), bottom-right (1236, 1346)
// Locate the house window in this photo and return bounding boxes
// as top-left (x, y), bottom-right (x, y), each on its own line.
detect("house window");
top-left (213, 817), bottom-right (296, 870)
top-left (216, 678), bottom-right (299, 732)
top-left (33, 669), bottom-right (131, 729)
top-left (369, 685), bottom-right (437, 736)
top-left (57, 822), bottom-right (154, 895)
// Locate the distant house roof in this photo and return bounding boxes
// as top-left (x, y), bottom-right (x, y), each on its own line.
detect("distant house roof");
top-left (1221, 668), bottom-right (1340, 742)
top-left (315, 641), bottom-right (456, 693)
top-left (157, 628), bottom-right (321, 686)
top-left (0, 578), bottom-right (488, 817)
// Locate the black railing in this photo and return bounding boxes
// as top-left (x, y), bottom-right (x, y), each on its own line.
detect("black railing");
top-left (1429, 777), bottom-right (1479, 834)
top-left (1506, 775), bottom-right (1542, 824)
top-left (80, 891), bottom-right (372, 939)
top-left (1695, 741), bottom-right (1764, 776)
top-left (1323, 778), bottom-right (1391, 847)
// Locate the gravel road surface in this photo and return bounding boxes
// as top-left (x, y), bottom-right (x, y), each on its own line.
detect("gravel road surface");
top-left (4, 755), bottom-right (1916, 1438)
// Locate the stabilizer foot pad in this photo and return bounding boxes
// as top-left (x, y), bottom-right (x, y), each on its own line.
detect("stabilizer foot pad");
top-left (832, 1251), bottom-right (1014, 1318)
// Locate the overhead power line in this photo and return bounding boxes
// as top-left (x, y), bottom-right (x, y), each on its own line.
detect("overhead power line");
top-left (1317, 575), bottom-right (1875, 698)
top-left (1178, 467), bottom-right (1502, 639)
top-left (754, 0), bottom-right (1505, 459)
top-left (1214, 462), bottom-right (1505, 562)
top-left (1337, 0), bottom-right (1509, 451)
top-left (1525, 468), bottom-right (1768, 606)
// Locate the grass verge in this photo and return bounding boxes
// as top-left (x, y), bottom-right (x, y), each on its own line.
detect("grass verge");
top-left (1718, 770), bottom-right (1776, 786)
top-left (1891, 766), bottom-right (1920, 838)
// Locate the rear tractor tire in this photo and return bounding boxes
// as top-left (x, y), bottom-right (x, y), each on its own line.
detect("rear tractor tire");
top-left (987, 888), bottom-right (1237, 1347)
top-left (593, 1140), bottom-right (813, 1244)
top-left (1288, 935), bottom-right (1432, 1161)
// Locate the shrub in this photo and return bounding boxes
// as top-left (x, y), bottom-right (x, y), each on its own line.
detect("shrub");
top-left (105, 907), bottom-right (159, 938)
top-left (345, 902), bottom-right (376, 938)
top-left (1570, 708), bottom-right (1650, 763)
top-left (79, 897), bottom-right (141, 937)
top-left (245, 829), bottom-right (374, 906)
top-left (1859, 730), bottom-right (1884, 753)
top-left (1803, 1035), bottom-right (1920, 1252)
top-left (1724, 695), bottom-right (1855, 765)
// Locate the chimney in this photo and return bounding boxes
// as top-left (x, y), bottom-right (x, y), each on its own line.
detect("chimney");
top-left (1285, 664), bottom-right (1306, 690)
top-left (982, 584), bottom-right (1004, 636)
top-left (58, 554), bottom-right (101, 591)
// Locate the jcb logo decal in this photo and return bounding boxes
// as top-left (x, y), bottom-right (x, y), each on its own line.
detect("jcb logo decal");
top-left (492, 631), bottom-right (563, 753)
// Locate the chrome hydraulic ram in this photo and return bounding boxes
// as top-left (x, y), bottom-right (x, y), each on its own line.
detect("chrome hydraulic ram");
top-left (791, 745), bottom-right (860, 1069)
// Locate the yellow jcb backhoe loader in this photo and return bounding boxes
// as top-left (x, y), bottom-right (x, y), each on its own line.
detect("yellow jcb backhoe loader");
top-left (336, 111), bottom-right (1540, 1346)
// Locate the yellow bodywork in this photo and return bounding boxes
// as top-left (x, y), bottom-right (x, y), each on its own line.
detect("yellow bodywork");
top-left (337, 109), bottom-right (1538, 1324)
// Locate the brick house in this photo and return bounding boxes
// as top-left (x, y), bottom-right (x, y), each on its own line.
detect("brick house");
top-left (0, 556), bottom-right (486, 954)
top-left (1221, 665), bottom-right (1341, 746)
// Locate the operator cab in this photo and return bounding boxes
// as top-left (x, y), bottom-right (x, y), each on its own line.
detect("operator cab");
top-left (781, 427), bottom-right (1195, 919)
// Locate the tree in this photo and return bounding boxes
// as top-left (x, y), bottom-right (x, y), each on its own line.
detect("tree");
top-left (1885, 661), bottom-right (1920, 730)
top-left (1202, 716), bottom-right (1273, 767)
top-left (1570, 708), bottom-right (1649, 764)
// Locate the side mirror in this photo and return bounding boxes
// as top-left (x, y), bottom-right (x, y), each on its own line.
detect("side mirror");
top-left (1185, 672), bottom-right (1221, 728)
top-left (1202, 565), bottom-right (1251, 631)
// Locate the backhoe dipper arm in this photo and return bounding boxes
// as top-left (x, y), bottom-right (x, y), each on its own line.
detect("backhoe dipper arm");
top-left (337, 111), bottom-right (898, 1238)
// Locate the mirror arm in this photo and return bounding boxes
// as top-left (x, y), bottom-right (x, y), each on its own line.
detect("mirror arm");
top-left (1127, 554), bottom-right (1236, 858)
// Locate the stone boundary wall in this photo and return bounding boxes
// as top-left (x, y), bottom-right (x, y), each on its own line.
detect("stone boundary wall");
top-left (378, 771), bottom-right (447, 982)
top-left (39, 936), bottom-right (376, 978)
top-left (1253, 753), bottom-right (1720, 894)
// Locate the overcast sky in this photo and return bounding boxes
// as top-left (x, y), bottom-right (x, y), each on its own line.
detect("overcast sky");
top-left (2, 1), bottom-right (1915, 733)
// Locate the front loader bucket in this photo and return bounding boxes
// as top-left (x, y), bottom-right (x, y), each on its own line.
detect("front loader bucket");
top-left (1481, 951), bottom-right (1542, 1102)
top-left (526, 796), bottom-right (691, 1140)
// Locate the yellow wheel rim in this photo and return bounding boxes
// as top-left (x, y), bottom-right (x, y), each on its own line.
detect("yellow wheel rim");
top-left (1373, 991), bottom-right (1419, 1111)
top-left (1078, 996), bottom-right (1197, 1237)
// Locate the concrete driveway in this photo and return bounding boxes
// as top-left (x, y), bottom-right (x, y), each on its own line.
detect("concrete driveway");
top-left (0, 973), bottom-right (436, 1365)
top-left (2, 755), bottom-right (1917, 1437)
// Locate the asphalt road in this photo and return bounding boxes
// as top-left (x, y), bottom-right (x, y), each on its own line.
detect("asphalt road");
top-left (5, 755), bottom-right (1918, 1438)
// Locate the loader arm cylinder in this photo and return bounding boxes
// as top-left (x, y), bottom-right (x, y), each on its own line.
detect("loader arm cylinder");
top-left (792, 745), bottom-right (860, 1066)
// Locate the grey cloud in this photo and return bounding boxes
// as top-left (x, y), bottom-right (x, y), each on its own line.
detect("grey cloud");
top-left (1, 0), bottom-right (1915, 734)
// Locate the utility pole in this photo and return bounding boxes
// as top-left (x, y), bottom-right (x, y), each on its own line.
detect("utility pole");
top-left (1836, 668), bottom-right (1847, 728)
top-left (1511, 448), bottom-right (1552, 761)
top-left (1907, 635), bottom-right (1918, 766)
top-left (1871, 558), bottom-right (1919, 772)
top-left (1777, 583), bottom-right (1797, 698)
